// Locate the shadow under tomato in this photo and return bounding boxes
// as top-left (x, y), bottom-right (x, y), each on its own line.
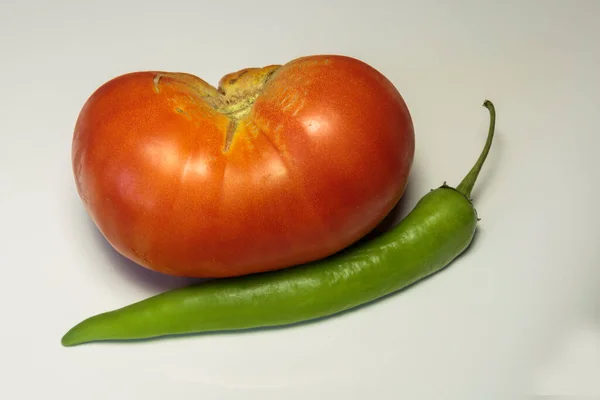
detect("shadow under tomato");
top-left (85, 217), bottom-right (208, 293)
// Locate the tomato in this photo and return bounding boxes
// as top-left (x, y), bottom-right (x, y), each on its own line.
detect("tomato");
top-left (72, 55), bottom-right (415, 278)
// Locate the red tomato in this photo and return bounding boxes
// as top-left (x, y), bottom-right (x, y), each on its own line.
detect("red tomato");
top-left (72, 55), bottom-right (415, 277)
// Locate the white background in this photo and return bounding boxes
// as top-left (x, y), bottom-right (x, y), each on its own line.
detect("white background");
top-left (1, 0), bottom-right (598, 399)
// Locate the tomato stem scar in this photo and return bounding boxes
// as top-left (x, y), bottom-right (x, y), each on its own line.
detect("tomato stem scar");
top-left (216, 65), bottom-right (280, 152)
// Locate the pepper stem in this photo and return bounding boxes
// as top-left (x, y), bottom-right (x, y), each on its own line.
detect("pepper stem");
top-left (456, 100), bottom-right (496, 199)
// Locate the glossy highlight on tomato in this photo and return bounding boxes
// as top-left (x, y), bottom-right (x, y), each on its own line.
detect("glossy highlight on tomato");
top-left (72, 55), bottom-right (415, 277)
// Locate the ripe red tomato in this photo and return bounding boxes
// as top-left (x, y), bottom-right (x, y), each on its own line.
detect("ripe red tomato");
top-left (72, 55), bottom-right (415, 278)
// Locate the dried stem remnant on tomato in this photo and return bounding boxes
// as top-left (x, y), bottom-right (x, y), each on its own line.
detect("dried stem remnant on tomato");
top-left (152, 65), bottom-right (280, 152)
top-left (216, 65), bottom-right (280, 151)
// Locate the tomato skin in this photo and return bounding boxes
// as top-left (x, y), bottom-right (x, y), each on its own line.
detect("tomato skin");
top-left (72, 55), bottom-right (414, 277)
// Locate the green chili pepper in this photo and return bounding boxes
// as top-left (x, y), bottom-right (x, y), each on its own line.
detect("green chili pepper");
top-left (61, 100), bottom-right (497, 347)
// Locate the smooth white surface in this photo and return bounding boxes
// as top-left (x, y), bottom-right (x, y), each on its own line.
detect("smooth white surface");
top-left (1, 0), bottom-right (598, 398)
